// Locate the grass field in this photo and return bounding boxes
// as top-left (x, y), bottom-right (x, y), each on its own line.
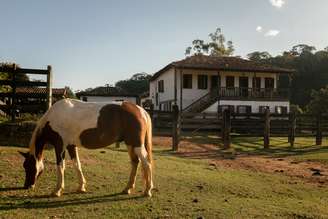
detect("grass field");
top-left (1, 138), bottom-right (328, 218)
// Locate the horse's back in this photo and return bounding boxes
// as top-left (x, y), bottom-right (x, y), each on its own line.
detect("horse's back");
top-left (41, 99), bottom-right (148, 148)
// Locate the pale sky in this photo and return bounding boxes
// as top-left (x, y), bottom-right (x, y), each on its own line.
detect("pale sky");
top-left (0, 0), bottom-right (327, 90)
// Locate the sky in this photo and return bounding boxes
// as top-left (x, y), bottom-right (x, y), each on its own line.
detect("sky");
top-left (0, 0), bottom-right (327, 91)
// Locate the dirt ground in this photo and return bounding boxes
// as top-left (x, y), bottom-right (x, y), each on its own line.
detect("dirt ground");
top-left (153, 136), bottom-right (328, 186)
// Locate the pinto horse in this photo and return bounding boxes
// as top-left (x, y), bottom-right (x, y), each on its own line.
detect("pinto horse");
top-left (19, 99), bottom-right (153, 197)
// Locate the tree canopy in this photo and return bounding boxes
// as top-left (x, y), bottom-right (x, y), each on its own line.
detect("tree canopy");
top-left (115, 72), bottom-right (152, 95)
top-left (247, 45), bottom-right (328, 109)
top-left (185, 28), bottom-right (234, 57)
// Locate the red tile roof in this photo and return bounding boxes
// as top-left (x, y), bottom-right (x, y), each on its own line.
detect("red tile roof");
top-left (151, 54), bottom-right (295, 81)
top-left (15, 87), bottom-right (67, 96)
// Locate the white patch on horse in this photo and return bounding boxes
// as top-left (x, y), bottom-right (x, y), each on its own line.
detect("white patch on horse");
top-left (33, 99), bottom-right (122, 149)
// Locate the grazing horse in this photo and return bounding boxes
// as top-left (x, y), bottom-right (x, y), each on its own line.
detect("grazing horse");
top-left (19, 99), bottom-right (153, 197)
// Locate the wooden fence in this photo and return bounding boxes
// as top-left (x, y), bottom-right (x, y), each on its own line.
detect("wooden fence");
top-left (148, 106), bottom-right (328, 151)
top-left (0, 65), bottom-right (52, 121)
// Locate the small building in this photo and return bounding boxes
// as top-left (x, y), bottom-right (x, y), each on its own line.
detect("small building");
top-left (149, 54), bottom-right (294, 113)
top-left (76, 86), bottom-right (139, 104)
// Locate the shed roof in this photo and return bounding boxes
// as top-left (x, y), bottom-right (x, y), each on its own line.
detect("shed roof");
top-left (150, 54), bottom-right (295, 81)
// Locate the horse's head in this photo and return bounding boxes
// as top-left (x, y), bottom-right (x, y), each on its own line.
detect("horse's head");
top-left (19, 151), bottom-right (44, 189)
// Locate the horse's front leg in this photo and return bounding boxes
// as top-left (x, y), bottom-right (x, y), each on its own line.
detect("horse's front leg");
top-left (67, 145), bottom-right (86, 193)
top-left (52, 150), bottom-right (65, 197)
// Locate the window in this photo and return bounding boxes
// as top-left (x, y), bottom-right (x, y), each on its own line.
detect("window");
top-left (237, 105), bottom-right (251, 114)
top-left (275, 106), bottom-right (288, 114)
top-left (198, 75), bottom-right (208, 89)
top-left (183, 74), bottom-right (192, 89)
top-left (265, 78), bottom-right (274, 89)
top-left (158, 80), bottom-right (164, 93)
top-left (219, 105), bottom-right (235, 113)
top-left (226, 76), bottom-right (235, 88)
top-left (259, 106), bottom-right (270, 113)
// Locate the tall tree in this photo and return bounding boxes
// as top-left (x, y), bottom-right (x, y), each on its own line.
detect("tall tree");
top-left (185, 28), bottom-right (234, 57)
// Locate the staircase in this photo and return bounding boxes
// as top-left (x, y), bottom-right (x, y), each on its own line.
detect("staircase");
top-left (183, 88), bottom-right (219, 113)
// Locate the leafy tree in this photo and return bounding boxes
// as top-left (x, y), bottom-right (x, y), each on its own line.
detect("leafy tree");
top-left (185, 28), bottom-right (234, 57)
top-left (306, 86), bottom-right (328, 114)
top-left (247, 44), bottom-right (328, 108)
top-left (115, 73), bottom-right (152, 95)
top-left (247, 51), bottom-right (272, 62)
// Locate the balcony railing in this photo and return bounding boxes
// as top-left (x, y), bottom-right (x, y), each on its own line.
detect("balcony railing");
top-left (218, 87), bottom-right (289, 100)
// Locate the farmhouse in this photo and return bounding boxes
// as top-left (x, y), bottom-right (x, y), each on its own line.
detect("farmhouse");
top-left (76, 86), bottom-right (140, 104)
top-left (149, 54), bottom-right (294, 113)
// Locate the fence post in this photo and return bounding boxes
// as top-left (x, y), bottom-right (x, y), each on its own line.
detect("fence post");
top-left (289, 112), bottom-right (296, 147)
top-left (11, 64), bottom-right (17, 122)
top-left (46, 65), bottom-right (53, 110)
top-left (222, 109), bottom-right (231, 149)
top-left (264, 108), bottom-right (270, 149)
top-left (316, 113), bottom-right (322, 146)
top-left (172, 105), bottom-right (180, 151)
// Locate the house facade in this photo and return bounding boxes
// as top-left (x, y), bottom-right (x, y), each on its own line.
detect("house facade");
top-left (149, 55), bottom-right (294, 113)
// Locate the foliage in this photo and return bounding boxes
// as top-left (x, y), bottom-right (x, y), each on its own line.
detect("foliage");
top-left (0, 62), bottom-right (29, 93)
top-left (247, 44), bottom-right (328, 108)
top-left (290, 104), bottom-right (303, 114)
top-left (185, 28), bottom-right (234, 57)
top-left (115, 72), bottom-right (152, 95)
top-left (306, 86), bottom-right (328, 114)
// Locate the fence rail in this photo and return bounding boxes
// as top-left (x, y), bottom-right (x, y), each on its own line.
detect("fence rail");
top-left (0, 65), bottom-right (52, 121)
top-left (148, 106), bottom-right (328, 150)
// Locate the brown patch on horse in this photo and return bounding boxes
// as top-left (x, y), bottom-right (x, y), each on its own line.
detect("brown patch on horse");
top-left (41, 122), bottom-right (64, 164)
top-left (79, 102), bottom-right (146, 149)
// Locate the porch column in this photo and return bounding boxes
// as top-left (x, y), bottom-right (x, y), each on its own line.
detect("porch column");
top-left (174, 67), bottom-right (177, 105)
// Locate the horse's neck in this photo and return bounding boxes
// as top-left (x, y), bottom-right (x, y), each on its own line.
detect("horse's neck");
top-left (30, 127), bottom-right (45, 160)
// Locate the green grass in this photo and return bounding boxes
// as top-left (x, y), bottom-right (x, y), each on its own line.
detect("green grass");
top-left (1, 140), bottom-right (328, 218)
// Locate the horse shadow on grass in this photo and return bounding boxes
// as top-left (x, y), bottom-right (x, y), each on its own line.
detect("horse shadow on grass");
top-left (0, 192), bottom-right (145, 211)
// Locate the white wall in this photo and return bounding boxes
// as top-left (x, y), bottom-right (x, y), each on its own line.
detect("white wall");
top-left (204, 100), bottom-right (289, 113)
top-left (82, 96), bottom-right (137, 104)
top-left (150, 68), bottom-right (175, 110)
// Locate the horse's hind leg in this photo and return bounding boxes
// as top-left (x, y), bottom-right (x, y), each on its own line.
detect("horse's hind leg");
top-left (134, 145), bottom-right (153, 197)
top-left (67, 145), bottom-right (86, 193)
top-left (123, 146), bottom-right (139, 194)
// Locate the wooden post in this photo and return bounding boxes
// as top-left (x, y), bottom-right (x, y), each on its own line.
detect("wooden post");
top-left (172, 105), bottom-right (180, 151)
top-left (11, 64), bottom-right (17, 122)
top-left (289, 112), bottom-right (296, 147)
top-left (263, 108), bottom-right (270, 149)
top-left (316, 113), bottom-right (322, 146)
top-left (46, 65), bottom-right (53, 110)
top-left (222, 109), bottom-right (231, 149)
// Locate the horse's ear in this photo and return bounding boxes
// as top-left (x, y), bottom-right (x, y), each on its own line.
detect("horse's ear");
top-left (18, 151), bottom-right (29, 158)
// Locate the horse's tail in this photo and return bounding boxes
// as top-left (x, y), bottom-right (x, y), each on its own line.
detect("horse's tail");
top-left (145, 112), bottom-right (153, 166)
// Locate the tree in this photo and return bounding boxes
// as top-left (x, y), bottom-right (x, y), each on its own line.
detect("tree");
top-left (185, 28), bottom-right (234, 57)
top-left (115, 73), bottom-right (152, 95)
top-left (247, 51), bottom-right (272, 62)
top-left (306, 86), bottom-right (328, 114)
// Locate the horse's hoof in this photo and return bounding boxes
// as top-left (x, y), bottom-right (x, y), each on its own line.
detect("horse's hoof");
top-left (77, 188), bottom-right (87, 193)
top-left (51, 191), bottom-right (62, 197)
top-left (122, 188), bottom-right (133, 195)
top-left (143, 191), bottom-right (152, 197)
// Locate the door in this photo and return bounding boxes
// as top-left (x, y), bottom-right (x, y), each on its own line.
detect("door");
top-left (210, 75), bottom-right (219, 89)
top-left (239, 77), bottom-right (249, 97)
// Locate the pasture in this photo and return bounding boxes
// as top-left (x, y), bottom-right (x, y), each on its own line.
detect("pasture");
top-left (1, 137), bottom-right (328, 218)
